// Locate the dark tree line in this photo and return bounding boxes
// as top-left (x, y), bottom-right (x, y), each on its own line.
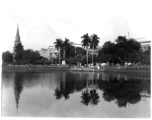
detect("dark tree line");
top-left (2, 43), bottom-right (52, 65)
top-left (2, 51), bottom-right (13, 63)
top-left (97, 36), bottom-right (150, 65)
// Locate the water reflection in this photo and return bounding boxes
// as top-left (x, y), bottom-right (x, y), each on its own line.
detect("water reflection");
top-left (52, 72), bottom-right (150, 107)
top-left (1, 69), bottom-right (150, 117)
top-left (81, 90), bottom-right (91, 106)
top-left (81, 89), bottom-right (100, 106)
top-left (13, 72), bottom-right (24, 111)
top-left (98, 75), bottom-right (150, 107)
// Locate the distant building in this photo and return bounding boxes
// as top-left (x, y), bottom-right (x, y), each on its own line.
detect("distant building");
top-left (88, 46), bottom-right (102, 56)
top-left (13, 23), bottom-right (23, 62)
top-left (39, 46), bottom-right (58, 60)
top-left (139, 41), bottom-right (151, 52)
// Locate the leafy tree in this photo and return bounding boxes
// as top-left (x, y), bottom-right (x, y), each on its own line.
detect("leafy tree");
top-left (21, 49), bottom-right (41, 64)
top-left (97, 36), bottom-right (142, 64)
top-left (2, 51), bottom-right (13, 64)
top-left (81, 33), bottom-right (91, 66)
top-left (14, 43), bottom-right (24, 62)
top-left (13, 48), bottom-right (43, 65)
top-left (14, 43), bottom-right (24, 53)
top-left (14, 50), bottom-right (25, 63)
top-left (102, 41), bottom-right (115, 54)
top-left (54, 38), bottom-right (63, 65)
top-left (90, 34), bottom-right (100, 65)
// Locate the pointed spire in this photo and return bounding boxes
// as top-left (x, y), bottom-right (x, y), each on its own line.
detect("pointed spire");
top-left (15, 22), bottom-right (20, 42)
top-left (16, 22), bottom-right (20, 37)
top-left (128, 32), bottom-right (130, 39)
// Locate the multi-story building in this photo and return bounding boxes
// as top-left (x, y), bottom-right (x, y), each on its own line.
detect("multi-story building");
top-left (39, 46), bottom-right (58, 60)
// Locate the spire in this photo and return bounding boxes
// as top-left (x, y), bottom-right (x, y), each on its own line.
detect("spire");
top-left (15, 23), bottom-right (20, 42)
top-left (16, 23), bottom-right (20, 37)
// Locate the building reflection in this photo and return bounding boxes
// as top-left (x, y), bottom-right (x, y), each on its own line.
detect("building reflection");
top-left (13, 72), bottom-right (24, 112)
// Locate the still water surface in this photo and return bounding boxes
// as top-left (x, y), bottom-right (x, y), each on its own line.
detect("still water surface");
top-left (1, 69), bottom-right (150, 117)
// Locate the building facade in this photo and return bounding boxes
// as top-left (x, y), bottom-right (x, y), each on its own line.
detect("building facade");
top-left (139, 41), bottom-right (151, 52)
top-left (39, 46), bottom-right (58, 60)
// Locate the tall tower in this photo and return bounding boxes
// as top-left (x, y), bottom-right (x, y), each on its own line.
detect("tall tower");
top-left (13, 23), bottom-right (21, 52)
top-left (13, 23), bottom-right (23, 62)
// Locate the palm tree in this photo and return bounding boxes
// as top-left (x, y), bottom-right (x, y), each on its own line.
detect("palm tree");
top-left (90, 34), bottom-right (100, 66)
top-left (62, 38), bottom-right (70, 63)
top-left (54, 38), bottom-right (63, 65)
top-left (81, 33), bottom-right (91, 66)
top-left (81, 90), bottom-right (91, 106)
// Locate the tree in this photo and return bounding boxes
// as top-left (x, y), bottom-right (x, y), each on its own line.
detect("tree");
top-left (2, 51), bottom-right (13, 64)
top-left (21, 49), bottom-right (41, 65)
top-left (97, 36), bottom-right (142, 64)
top-left (14, 50), bottom-right (25, 63)
top-left (81, 33), bottom-right (91, 66)
top-left (14, 43), bottom-right (24, 62)
top-left (14, 43), bottom-right (24, 53)
top-left (90, 34), bottom-right (100, 65)
top-left (54, 38), bottom-right (63, 65)
top-left (62, 38), bottom-right (70, 63)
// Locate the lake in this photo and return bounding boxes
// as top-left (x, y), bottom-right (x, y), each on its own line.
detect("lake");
top-left (1, 69), bottom-right (151, 117)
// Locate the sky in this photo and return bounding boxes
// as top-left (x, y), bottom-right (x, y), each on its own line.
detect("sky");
top-left (0, 0), bottom-right (152, 53)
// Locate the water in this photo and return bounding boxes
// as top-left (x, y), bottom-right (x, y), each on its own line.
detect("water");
top-left (1, 69), bottom-right (150, 117)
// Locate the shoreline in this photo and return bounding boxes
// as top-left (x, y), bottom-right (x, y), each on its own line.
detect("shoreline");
top-left (2, 65), bottom-right (150, 74)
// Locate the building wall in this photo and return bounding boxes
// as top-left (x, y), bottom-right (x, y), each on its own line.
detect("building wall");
top-left (139, 41), bottom-right (151, 52)
top-left (39, 46), bottom-right (58, 60)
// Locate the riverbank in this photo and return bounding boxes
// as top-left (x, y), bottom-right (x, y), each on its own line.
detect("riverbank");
top-left (2, 65), bottom-right (150, 74)
top-left (2, 65), bottom-right (70, 71)
top-left (104, 68), bottom-right (150, 74)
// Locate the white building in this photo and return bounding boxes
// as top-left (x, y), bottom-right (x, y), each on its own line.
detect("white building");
top-left (139, 41), bottom-right (151, 52)
top-left (39, 46), bottom-right (58, 60)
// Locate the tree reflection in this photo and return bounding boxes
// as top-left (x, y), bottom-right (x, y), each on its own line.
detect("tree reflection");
top-left (62, 87), bottom-right (71, 100)
top-left (90, 89), bottom-right (100, 106)
top-left (54, 87), bottom-right (63, 100)
top-left (81, 90), bottom-right (91, 106)
top-left (81, 89), bottom-right (100, 106)
top-left (102, 91), bottom-right (115, 102)
top-left (53, 71), bottom-right (150, 108)
top-left (54, 73), bottom-right (77, 100)
top-left (98, 76), bottom-right (150, 108)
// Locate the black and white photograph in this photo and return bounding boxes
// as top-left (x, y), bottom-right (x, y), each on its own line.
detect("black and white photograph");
top-left (0, 0), bottom-right (151, 118)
